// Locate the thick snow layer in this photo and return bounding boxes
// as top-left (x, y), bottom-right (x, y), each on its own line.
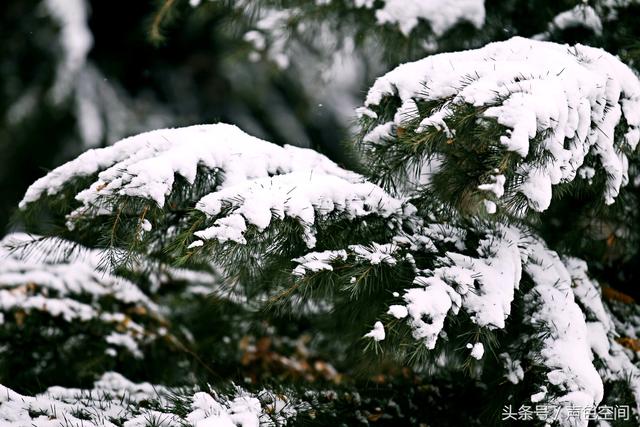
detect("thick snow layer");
top-left (521, 240), bottom-right (607, 423)
top-left (0, 372), bottom-right (294, 427)
top-left (195, 171), bottom-right (405, 248)
top-left (447, 227), bottom-right (522, 329)
top-left (356, 223), bottom-right (640, 418)
top-left (363, 37), bottom-right (640, 211)
top-left (20, 124), bottom-right (356, 209)
top-left (373, 0), bottom-right (485, 36)
top-left (375, 225), bottom-right (519, 351)
top-left (564, 258), bottom-right (640, 414)
top-left (20, 124), bottom-right (363, 235)
top-left (404, 275), bottom-right (461, 349)
top-left (20, 122), bottom-right (408, 250)
top-left (388, 227), bottom-right (521, 348)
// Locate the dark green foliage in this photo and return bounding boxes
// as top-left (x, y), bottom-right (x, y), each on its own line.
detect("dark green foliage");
top-left (7, 1), bottom-right (640, 425)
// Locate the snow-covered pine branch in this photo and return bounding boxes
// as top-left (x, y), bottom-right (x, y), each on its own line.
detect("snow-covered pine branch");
top-left (0, 371), bottom-right (301, 427)
top-left (288, 222), bottom-right (640, 423)
top-left (0, 233), bottom-right (177, 386)
top-left (18, 123), bottom-right (410, 269)
top-left (358, 36), bottom-right (640, 216)
top-left (16, 116), bottom-right (640, 425)
top-left (15, 36), bottom-right (640, 425)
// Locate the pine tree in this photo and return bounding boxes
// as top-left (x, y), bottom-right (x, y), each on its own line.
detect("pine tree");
top-left (3, 1), bottom-right (640, 426)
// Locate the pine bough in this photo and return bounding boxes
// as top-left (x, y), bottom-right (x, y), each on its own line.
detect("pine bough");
top-left (8, 37), bottom-right (640, 425)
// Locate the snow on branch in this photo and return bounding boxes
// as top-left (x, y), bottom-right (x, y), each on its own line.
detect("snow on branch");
top-left (20, 123), bottom-right (354, 211)
top-left (193, 171), bottom-right (406, 248)
top-left (540, 0), bottom-right (640, 40)
top-left (368, 226), bottom-right (640, 419)
top-left (546, 4), bottom-right (603, 36)
top-left (0, 233), bottom-right (166, 359)
top-left (360, 37), bottom-right (640, 214)
top-left (19, 123), bottom-right (409, 253)
top-left (367, 0), bottom-right (485, 37)
top-left (0, 371), bottom-right (299, 426)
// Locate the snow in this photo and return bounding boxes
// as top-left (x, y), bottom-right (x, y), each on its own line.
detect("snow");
top-left (124, 411), bottom-right (181, 427)
top-left (187, 392), bottom-right (262, 427)
top-left (522, 239), bottom-right (605, 422)
top-left (403, 276), bottom-right (460, 349)
top-left (387, 304), bottom-right (408, 319)
top-left (0, 233), bottom-right (161, 359)
top-left (483, 200), bottom-right (496, 214)
top-left (550, 5), bottom-right (603, 35)
top-left (20, 124), bottom-right (360, 225)
top-left (467, 342), bottom-right (484, 360)
top-left (105, 332), bottom-right (144, 359)
top-left (364, 321), bottom-right (386, 341)
top-left (578, 165), bottom-right (596, 184)
top-left (248, 8), bottom-right (293, 69)
top-left (477, 174), bottom-right (505, 198)
top-left (0, 235), bottom-right (154, 308)
top-left (447, 227), bottom-right (523, 329)
top-left (351, 219), bottom-right (640, 419)
top-left (348, 243), bottom-right (399, 265)
top-left (501, 353), bottom-right (524, 384)
top-left (238, 0), bottom-right (485, 71)
top-left (538, 1), bottom-right (638, 41)
top-left (0, 372), bottom-right (294, 427)
top-left (11, 25), bottom-right (640, 423)
top-left (378, 226), bottom-right (521, 346)
top-left (141, 218), bottom-right (152, 232)
top-left (362, 37), bottom-right (640, 211)
top-left (315, 0), bottom-right (485, 37)
top-left (195, 170), bottom-right (405, 248)
top-left (188, 240), bottom-right (205, 249)
top-left (291, 244), bottom-right (401, 277)
top-left (531, 386), bottom-right (548, 403)
top-left (292, 250), bottom-right (348, 276)
top-left (373, 0), bottom-right (485, 37)
top-left (565, 258), bottom-right (640, 414)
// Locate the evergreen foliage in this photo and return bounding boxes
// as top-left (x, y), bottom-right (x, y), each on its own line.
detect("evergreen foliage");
top-left (4, 1), bottom-right (640, 426)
